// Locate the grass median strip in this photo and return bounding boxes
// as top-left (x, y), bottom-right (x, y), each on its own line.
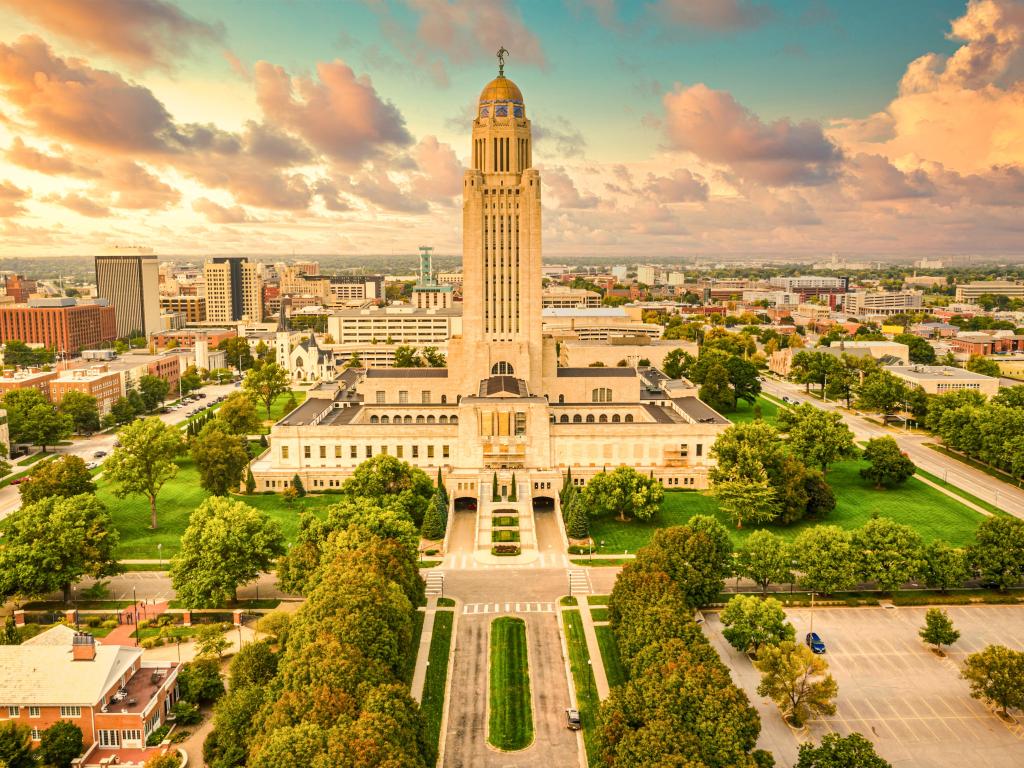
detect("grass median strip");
top-left (488, 616), bottom-right (534, 751)
top-left (421, 610), bottom-right (454, 755)
top-left (594, 625), bottom-right (627, 689)
top-left (563, 610), bottom-right (600, 765)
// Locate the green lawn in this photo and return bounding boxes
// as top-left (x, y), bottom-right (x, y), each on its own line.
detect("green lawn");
top-left (96, 455), bottom-right (335, 559)
top-left (590, 607), bottom-right (609, 622)
top-left (254, 390), bottom-right (307, 433)
top-left (563, 610), bottom-right (601, 766)
top-left (16, 451), bottom-right (49, 466)
top-left (402, 610), bottom-right (426, 686)
top-left (724, 395), bottom-right (783, 425)
top-left (488, 616), bottom-right (534, 751)
top-left (588, 459), bottom-right (985, 554)
top-left (421, 610), bottom-right (454, 755)
top-left (594, 625), bottom-right (627, 689)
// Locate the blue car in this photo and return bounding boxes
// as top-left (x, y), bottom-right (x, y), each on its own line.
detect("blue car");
top-left (806, 632), bottom-right (826, 654)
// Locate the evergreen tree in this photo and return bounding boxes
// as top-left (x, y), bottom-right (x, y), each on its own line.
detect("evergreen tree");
top-left (245, 467), bottom-right (256, 495)
top-left (0, 616), bottom-right (20, 645)
top-left (492, 471), bottom-right (500, 502)
top-left (436, 467), bottom-right (448, 505)
top-left (420, 491), bottom-right (446, 540)
top-left (292, 474), bottom-right (306, 498)
top-left (509, 472), bottom-right (518, 501)
top-left (561, 482), bottom-right (576, 522)
top-left (566, 495), bottom-right (590, 540)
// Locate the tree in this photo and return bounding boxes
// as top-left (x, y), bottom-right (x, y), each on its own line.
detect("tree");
top-left (191, 421), bottom-right (251, 496)
top-left (244, 362), bottom-right (290, 419)
top-left (110, 395), bottom-right (137, 425)
top-left (921, 541), bottom-right (968, 593)
top-left (178, 656), bottom-right (226, 704)
top-left (961, 645), bottom-right (1024, 717)
top-left (143, 754), bottom-right (182, 768)
top-left (860, 436), bottom-right (915, 488)
top-left (170, 497), bottom-right (285, 607)
top-left (393, 345), bottom-right (423, 368)
top-left (968, 516), bottom-right (1024, 591)
top-left (853, 517), bottom-right (924, 592)
top-left (1, 616), bottom-right (19, 645)
top-left (57, 390), bottom-right (100, 434)
top-left (492, 470), bottom-right (500, 501)
top-left (965, 354), bottom-right (1001, 377)
top-left (856, 370), bottom-right (910, 415)
top-left (919, 608), bottom-right (960, 653)
top-left (795, 733), bottom-right (892, 768)
top-left (2, 340), bottom-right (53, 367)
top-left (721, 595), bottom-right (795, 654)
top-left (338, 454), bottom-right (435, 528)
top-left (803, 469), bottom-right (836, 518)
top-left (823, 361), bottom-right (859, 407)
top-left (229, 639), bottom-right (278, 689)
top-left (138, 374), bottom-right (170, 411)
top-left (790, 350), bottom-right (837, 394)
top-left (661, 348), bottom-right (694, 379)
top-left (714, 473), bottom-right (776, 529)
top-left (565, 493), bottom-right (590, 540)
top-left (630, 516), bottom-right (733, 609)
top-left (9, 395), bottom-right (73, 452)
top-left (38, 720), bottom-right (84, 768)
top-left (755, 640), bottom-right (838, 727)
top-left (245, 467), bottom-right (256, 495)
top-left (218, 391), bottom-right (262, 435)
top-left (777, 404), bottom-right (855, 473)
top-left (19, 455), bottom-right (95, 504)
top-left (583, 466), bottom-right (664, 522)
top-left (793, 525), bottom-right (857, 595)
top-left (736, 531), bottom-right (791, 593)
top-left (219, 337), bottom-right (255, 371)
top-left (895, 333), bottom-right (937, 364)
top-left (180, 364), bottom-right (203, 395)
top-left (422, 346), bottom-right (446, 367)
top-left (104, 417), bottom-right (185, 529)
top-left (699, 361), bottom-right (736, 412)
top-left (420, 490), bottom-right (446, 541)
top-left (195, 624), bottom-right (230, 658)
top-left (0, 721), bottom-right (34, 768)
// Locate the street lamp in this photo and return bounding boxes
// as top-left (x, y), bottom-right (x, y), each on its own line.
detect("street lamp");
top-left (132, 586), bottom-right (139, 647)
top-left (157, 543), bottom-right (162, 569)
top-left (586, 658), bottom-right (592, 698)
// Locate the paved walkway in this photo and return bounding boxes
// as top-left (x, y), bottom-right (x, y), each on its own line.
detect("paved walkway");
top-left (99, 600), bottom-right (169, 647)
top-left (574, 595), bottom-right (610, 700)
top-left (410, 598), bottom-right (438, 702)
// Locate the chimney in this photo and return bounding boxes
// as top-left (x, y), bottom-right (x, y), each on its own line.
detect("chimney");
top-left (72, 632), bottom-right (96, 661)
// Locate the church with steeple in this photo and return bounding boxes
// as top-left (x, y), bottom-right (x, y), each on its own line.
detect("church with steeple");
top-left (250, 55), bottom-right (730, 557)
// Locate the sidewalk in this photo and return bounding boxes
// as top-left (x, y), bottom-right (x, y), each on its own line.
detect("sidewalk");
top-left (575, 595), bottom-right (610, 699)
top-left (410, 597), bottom-right (438, 702)
top-left (99, 600), bottom-right (169, 647)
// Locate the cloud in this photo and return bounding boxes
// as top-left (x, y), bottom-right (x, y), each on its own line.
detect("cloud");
top-left (410, 136), bottom-right (463, 204)
top-left (533, 116), bottom-right (587, 158)
top-left (0, 179), bottom-right (29, 217)
top-left (543, 167), bottom-right (599, 208)
top-left (5, 137), bottom-right (96, 176)
top-left (312, 179), bottom-right (352, 212)
top-left (223, 50), bottom-right (250, 81)
top-left (100, 160), bottom-right (180, 209)
top-left (662, 83), bottom-right (842, 185)
top-left (650, 0), bottom-right (773, 30)
top-left (0, 0), bottom-right (223, 70)
top-left (46, 192), bottom-right (110, 217)
top-left (192, 197), bottom-right (254, 223)
top-left (643, 168), bottom-right (709, 202)
top-left (253, 59), bottom-right (412, 167)
top-left (343, 168), bottom-right (429, 214)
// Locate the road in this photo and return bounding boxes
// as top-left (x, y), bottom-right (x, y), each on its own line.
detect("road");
top-left (0, 381), bottom-right (241, 521)
top-left (761, 377), bottom-right (1024, 519)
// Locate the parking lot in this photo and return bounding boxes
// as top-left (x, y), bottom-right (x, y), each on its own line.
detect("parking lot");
top-left (704, 604), bottom-right (1024, 768)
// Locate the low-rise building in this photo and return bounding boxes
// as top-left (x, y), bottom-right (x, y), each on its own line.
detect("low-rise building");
top-left (541, 308), bottom-right (662, 342)
top-left (0, 368), bottom-right (57, 399)
top-left (50, 367), bottom-right (123, 414)
top-left (842, 290), bottom-right (923, 317)
top-left (769, 340), bottom-right (909, 377)
top-left (955, 280), bottom-right (1024, 302)
top-left (0, 299), bottom-right (117, 354)
top-left (159, 296), bottom-right (206, 323)
top-left (326, 306), bottom-right (462, 346)
top-left (541, 286), bottom-right (601, 309)
top-left (884, 364), bottom-right (1000, 397)
top-left (151, 328), bottom-right (236, 350)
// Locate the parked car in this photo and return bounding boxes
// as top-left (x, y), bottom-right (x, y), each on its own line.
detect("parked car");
top-left (805, 632), bottom-right (826, 654)
top-left (93, 450), bottom-right (107, 458)
top-left (565, 709), bottom-right (581, 730)
top-left (9, 477), bottom-right (25, 485)
top-left (85, 462), bottom-right (98, 470)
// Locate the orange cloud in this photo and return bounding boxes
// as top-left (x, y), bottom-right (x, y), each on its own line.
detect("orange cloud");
top-left (0, 179), bottom-right (29, 217)
top-left (0, 0), bottom-right (223, 70)
top-left (192, 197), bottom-right (254, 223)
top-left (410, 136), bottom-right (463, 204)
top-left (5, 137), bottom-right (97, 176)
top-left (45, 192), bottom-right (110, 217)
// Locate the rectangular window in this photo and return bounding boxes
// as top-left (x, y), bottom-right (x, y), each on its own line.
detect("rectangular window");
top-left (121, 729), bottom-right (141, 743)
top-left (412, 446), bottom-right (419, 458)
top-left (375, 391), bottom-right (385, 404)
top-left (515, 412), bottom-right (527, 435)
top-left (442, 444), bottom-right (450, 459)
top-left (351, 446), bottom-right (358, 459)
top-left (381, 445), bottom-right (388, 455)
top-left (319, 446), bottom-right (326, 459)
top-left (399, 390), bottom-right (409, 404)
top-left (396, 445), bottom-right (403, 458)
top-left (31, 729), bottom-right (40, 741)
top-left (7, 707), bottom-right (19, 717)
top-left (696, 444), bottom-right (703, 457)
top-left (365, 445), bottom-right (372, 458)
top-left (679, 444), bottom-right (689, 457)
top-left (427, 445), bottom-right (435, 459)
top-left (335, 445), bottom-right (342, 458)
top-left (421, 390), bottom-right (431, 404)
top-left (59, 706), bottom-right (81, 718)
top-left (303, 446), bottom-right (311, 459)
top-left (98, 730), bottom-right (120, 747)
top-left (281, 445), bottom-right (289, 460)
top-left (28, 707), bottom-right (39, 718)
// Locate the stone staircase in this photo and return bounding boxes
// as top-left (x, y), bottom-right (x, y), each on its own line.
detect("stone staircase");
top-left (474, 471), bottom-right (538, 563)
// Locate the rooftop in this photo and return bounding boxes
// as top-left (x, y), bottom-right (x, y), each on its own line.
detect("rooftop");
top-left (884, 364), bottom-right (997, 381)
top-left (0, 640), bottom-right (139, 706)
top-left (365, 368), bottom-right (449, 378)
top-left (672, 396), bottom-right (731, 425)
top-left (556, 367), bottom-right (636, 378)
top-left (542, 308), bottom-right (627, 318)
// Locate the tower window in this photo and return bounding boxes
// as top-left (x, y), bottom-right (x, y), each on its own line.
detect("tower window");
top-left (491, 361), bottom-right (514, 375)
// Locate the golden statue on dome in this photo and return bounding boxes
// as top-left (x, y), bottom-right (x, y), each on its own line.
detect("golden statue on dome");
top-left (496, 46), bottom-right (509, 77)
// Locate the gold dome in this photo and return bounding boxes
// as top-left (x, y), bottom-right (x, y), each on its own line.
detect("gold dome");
top-left (479, 76), bottom-right (523, 105)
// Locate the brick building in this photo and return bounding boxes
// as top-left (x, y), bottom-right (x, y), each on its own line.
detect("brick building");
top-left (0, 369), bottom-right (57, 399)
top-left (49, 367), bottom-right (123, 414)
top-left (0, 299), bottom-right (117, 354)
top-left (1, 274), bottom-right (38, 303)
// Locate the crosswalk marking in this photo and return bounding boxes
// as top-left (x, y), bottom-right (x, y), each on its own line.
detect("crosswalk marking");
top-left (568, 568), bottom-right (591, 596)
top-left (443, 552), bottom-right (575, 570)
top-left (424, 571), bottom-right (445, 597)
top-left (462, 602), bottom-right (554, 615)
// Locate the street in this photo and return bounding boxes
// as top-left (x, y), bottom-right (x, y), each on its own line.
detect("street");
top-left (761, 377), bottom-right (1024, 519)
top-left (0, 381), bottom-right (241, 521)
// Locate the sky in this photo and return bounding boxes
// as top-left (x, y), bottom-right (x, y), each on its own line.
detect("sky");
top-left (0, 0), bottom-right (1023, 259)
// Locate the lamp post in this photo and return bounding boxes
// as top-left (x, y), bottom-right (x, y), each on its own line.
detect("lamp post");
top-left (132, 586), bottom-right (139, 647)
top-left (157, 543), bottom-right (162, 569)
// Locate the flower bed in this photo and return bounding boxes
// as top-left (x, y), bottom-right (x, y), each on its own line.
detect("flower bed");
top-left (492, 544), bottom-right (521, 556)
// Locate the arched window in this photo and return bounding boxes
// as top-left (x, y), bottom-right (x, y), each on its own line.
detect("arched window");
top-left (558, 394), bottom-right (565, 403)
top-left (599, 414), bottom-right (608, 423)
top-left (592, 387), bottom-right (613, 403)
top-left (394, 414), bottom-right (403, 424)
top-left (403, 415), bottom-right (413, 424)
top-left (440, 415), bottom-right (449, 424)
top-left (451, 416), bottom-right (459, 425)
top-left (381, 415), bottom-right (390, 424)
top-left (370, 415), bottom-right (379, 424)
top-left (427, 415), bottom-right (436, 424)
top-left (586, 414), bottom-right (595, 423)
top-left (416, 415), bottom-right (425, 424)
top-left (573, 414), bottom-right (582, 423)
top-left (611, 414), bottom-right (621, 423)
top-left (441, 395), bottom-right (448, 404)
top-left (491, 361), bottom-right (514, 375)
top-left (624, 414), bottom-right (634, 423)
top-left (559, 415), bottom-right (569, 423)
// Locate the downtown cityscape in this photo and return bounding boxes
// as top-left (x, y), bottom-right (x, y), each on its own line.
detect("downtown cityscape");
top-left (1, 2), bottom-right (1024, 768)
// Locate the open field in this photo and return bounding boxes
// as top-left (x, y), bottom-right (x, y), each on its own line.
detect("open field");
top-left (96, 455), bottom-right (334, 559)
top-left (588, 459), bottom-right (985, 554)
top-left (488, 616), bottom-right (534, 751)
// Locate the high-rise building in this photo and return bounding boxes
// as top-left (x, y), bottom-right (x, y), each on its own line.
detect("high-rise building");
top-left (203, 257), bottom-right (263, 322)
top-left (95, 250), bottom-right (161, 338)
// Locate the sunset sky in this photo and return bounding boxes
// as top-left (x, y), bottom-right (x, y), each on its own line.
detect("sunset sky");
top-left (1, 0), bottom-right (1022, 258)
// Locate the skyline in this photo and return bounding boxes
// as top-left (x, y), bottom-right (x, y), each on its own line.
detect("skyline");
top-left (0, 0), bottom-right (1022, 258)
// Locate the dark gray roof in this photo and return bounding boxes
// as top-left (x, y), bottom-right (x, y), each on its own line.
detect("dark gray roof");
top-left (277, 398), bottom-right (334, 426)
top-left (556, 367), bottom-right (636, 378)
top-left (365, 368), bottom-right (449, 378)
top-left (641, 404), bottom-right (683, 423)
top-left (672, 396), bottom-right (730, 425)
top-left (480, 376), bottom-right (528, 396)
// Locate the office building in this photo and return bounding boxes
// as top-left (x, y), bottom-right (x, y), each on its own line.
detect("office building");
top-left (95, 251), bottom-right (161, 338)
top-left (955, 281), bottom-right (1024, 302)
top-left (0, 299), bottom-right (117, 354)
top-left (203, 257), bottom-right (263, 323)
top-left (842, 290), bottom-right (923, 317)
top-left (159, 296), bottom-right (206, 323)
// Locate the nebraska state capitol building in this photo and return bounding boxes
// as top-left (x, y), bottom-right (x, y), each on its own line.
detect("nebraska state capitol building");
top-left (249, 61), bottom-right (729, 506)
